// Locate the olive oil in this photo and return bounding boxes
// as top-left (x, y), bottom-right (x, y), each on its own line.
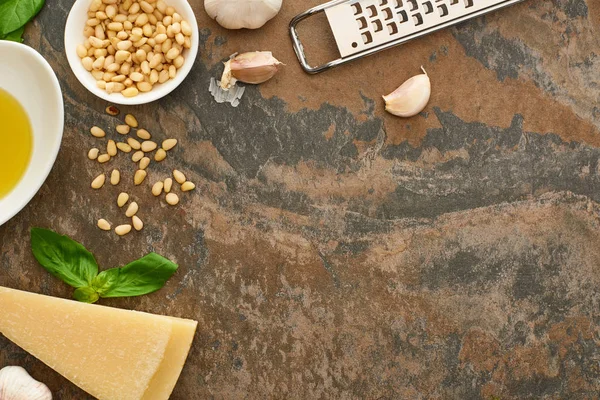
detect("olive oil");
top-left (0, 89), bottom-right (33, 199)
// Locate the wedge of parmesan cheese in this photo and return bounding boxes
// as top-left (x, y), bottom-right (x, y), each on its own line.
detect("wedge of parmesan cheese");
top-left (0, 286), bottom-right (197, 400)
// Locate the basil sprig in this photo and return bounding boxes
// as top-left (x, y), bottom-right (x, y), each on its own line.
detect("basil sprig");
top-left (30, 228), bottom-right (178, 304)
top-left (0, 0), bottom-right (45, 42)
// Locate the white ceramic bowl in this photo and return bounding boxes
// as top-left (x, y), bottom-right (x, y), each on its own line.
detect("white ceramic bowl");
top-left (64, 0), bottom-right (199, 105)
top-left (0, 42), bottom-right (64, 226)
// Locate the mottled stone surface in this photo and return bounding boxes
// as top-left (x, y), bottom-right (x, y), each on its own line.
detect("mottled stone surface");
top-left (2, 0), bottom-right (600, 398)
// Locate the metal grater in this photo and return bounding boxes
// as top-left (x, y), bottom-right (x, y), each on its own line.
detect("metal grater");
top-left (290, 0), bottom-right (525, 74)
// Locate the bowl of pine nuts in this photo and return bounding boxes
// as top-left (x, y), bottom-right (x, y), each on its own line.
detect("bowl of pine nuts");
top-left (64, 0), bottom-right (198, 105)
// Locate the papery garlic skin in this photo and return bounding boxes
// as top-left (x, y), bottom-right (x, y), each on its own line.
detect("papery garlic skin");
top-left (220, 51), bottom-right (283, 90)
top-left (383, 67), bottom-right (431, 117)
top-left (0, 366), bottom-right (52, 400)
top-left (205, 0), bottom-right (282, 29)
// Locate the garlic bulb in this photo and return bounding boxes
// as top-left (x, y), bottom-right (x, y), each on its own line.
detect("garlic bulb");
top-left (0, 366), bottom-right (52, 400)
top-left (204, 0), bottom-right (282, 29)
top-left (220, 51), bottom-right (283, 90)
top-left (383, 67), bottom-right (431, 117)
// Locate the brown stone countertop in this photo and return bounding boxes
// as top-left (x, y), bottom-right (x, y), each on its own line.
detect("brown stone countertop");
top-left (2, 0), bottom-right (600, 398)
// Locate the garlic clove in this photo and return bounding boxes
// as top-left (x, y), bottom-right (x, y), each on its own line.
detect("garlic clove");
top-left (383, 67), bottom-right (431, 117)
top-left (204, 0), bottom-right (282, 30)
top-left (220, 51), bottom-right (282, 90)
top-left (0, 366), bottom-right (52, 400)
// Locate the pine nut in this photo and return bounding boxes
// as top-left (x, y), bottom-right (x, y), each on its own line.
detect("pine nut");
top-left (162, 138), bottom-right (177, 150)
top-left (130, 71), bottom-right (144, 82)
top-left (115, 224), bottom-right (132, 236)
top-left (134, 169), bottom-right (147, 185)
top-left (116, 124), bottom-right (130, 134)
top-left (136, 128), bottom-right (151, 140)
top-left (116, 142), bottom-right (132, 152)
top-left (110, 169), bottom-right (120, 185)
top-left (97, 219), bottom-right (111, 231)
top-left (116, 40), bottom-right (132, 51)
top-left (181, 20), bottom-right (192, 36)
top-left (127, 137), bottom-right (141, 149)
top-left (88, 148), bottom-right (100, 160)
top-left (163, 178), bottom-right (173, 193)
top-left (90, 126), bottom-right (106, 138)
top-left (132, 215), bottom-right (144, 231)
top-left (125, 201), bottom-right (139, 217)
top-left (165, 193), bottom-right (179, 205)
top-left (77, 44), bottom-right (88, 58)
top-left (125, 113), bottom-right (138, 127)
top-left (173, 169), bottom-right (186, 184)
top-left (152, 181), bottom-right (164, 196)
top-left (141, 140), bottom-right (157, 152)
top-left (139, 156), bottom-right (150, 170)
top-left (107, 140), bottom-right (117, 156)
top-left (92, 56), bottom-right (105, 70)
top-left (122, 87), bottom-right (139, 97)
top-left (98, 154), bottom-right (111, 163)
top-left (154, 148), bottom-right (167, 161)
top-left (158, 69), bottom-right (169, 83)
top-left (82, 57), bottom-right (94, 71)
top-left (173, 55), bottom-right (184, 69)
top-left (117, 192), bottom-right (129, 207)
top-left (131, 150), bottom-right (144, 162)
top-left (181, 181), bottom-right (195, 192)
top-left (154, 33), bottom-right (167, 44)
top-left (137, 81), bottom-right (153, 92)
top-left (105, 105), bottom-right (119, 115)
top-left (91, 173), bottom-right (106, 189)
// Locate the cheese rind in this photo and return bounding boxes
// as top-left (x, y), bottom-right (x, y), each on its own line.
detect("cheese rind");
top-left (0, 286), bottom-right (196, 400)
top-left (142, 317), bottom-right (198, 400)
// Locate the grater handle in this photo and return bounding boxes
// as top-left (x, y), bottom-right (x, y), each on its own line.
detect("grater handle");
top-left (289, 0), bottom-right (349, 74)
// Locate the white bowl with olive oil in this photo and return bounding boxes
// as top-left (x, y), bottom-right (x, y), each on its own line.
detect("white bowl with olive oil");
top-left (0, 41), bottom-right (64, 226)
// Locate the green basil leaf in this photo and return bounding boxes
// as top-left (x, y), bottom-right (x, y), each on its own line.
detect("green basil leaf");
top-left (95, 252), bottom-right (178, 298)
top-left (30, 228), bottom-right (99, 288)
top-left (73, 286), bottom-right (99, 304)
top-left (1, 25), bottom-right (25, 42)
top-left (0, 0), bottom-right (45, 37)
top-left (91, 268), bottom-right (121, 294)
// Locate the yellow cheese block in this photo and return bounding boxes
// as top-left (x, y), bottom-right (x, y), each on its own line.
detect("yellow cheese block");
top-left (0, 286), bottom-right (197, 400)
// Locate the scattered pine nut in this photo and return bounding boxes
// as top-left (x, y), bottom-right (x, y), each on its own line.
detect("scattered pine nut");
top-left (115, 224), bottom-right (132, 236)
top-left (155, 148), bottom-right (167, 161)
top-left (88, 148), bottom-right (99, 160)
top-left (125, 114), bottom-right (138, 127)
top-left (110, 169), bottom-right (120, 185)
top-left (125, 201), bottom-right (139, 217)
top-left (117, 192), bottom-right (129, 207)
top-left (98, 154), bottom-right (111, 163)
top-left (116, 142), bottom-right (132, 153)
top-left (162, 138), bottom-right (177, 151)
top-left (181, 181), bottom-right (195, 192)
top-left (139, 157), bottom-right (150, 170)
top-left (116, 124), bottom-right (130, 135)
top-left (107, 140), bottom-right (117, 156)
top-left (127, 137), bottom-right (141, 150)
top-left (105, 105), bottom-right (119, 116)
top-left (91, 173), bottom-right (106, 189)
top-left (173, 169), bottom-right (186, 184)
top-left (131, 150), bottom-right (144, 162)
top-left (132, 215), bottom-right (144, 231)
top-left (90, 126), bottom-right (106, 138)
top-left (97, 218), bottom-right (111, 231)
top-left (134, 169), bottom-right (147, 185)
top-left (137, 129), bottom-right (151, 140)
top-left (166, 192), bottom-right (179, 205)
top-left (164, 178), bottom-right (173, 193)
top-left (152, 181), bottom-right (164, 196)
top-left (141, 141), bottom-right (157, 152)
